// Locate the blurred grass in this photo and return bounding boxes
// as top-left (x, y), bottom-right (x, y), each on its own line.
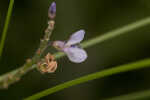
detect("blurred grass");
top-left (0, 0), bottom-right (14, 58)
top-left (81, 17), bottom-right (150, 48)
top-left (24, 58), bottom-right (150, 100)
top-left (106, 89), bottom-right (150, 100)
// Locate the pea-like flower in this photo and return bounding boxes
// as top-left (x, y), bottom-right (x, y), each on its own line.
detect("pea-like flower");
top-left (53, 30), bottom-right (87, 63)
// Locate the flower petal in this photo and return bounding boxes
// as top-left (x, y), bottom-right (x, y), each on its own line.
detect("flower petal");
top-left (52, 41), bottom-right (65, 51)
top-left (66, 30), bottom-right (85, 46)
top-left (64, 46), bottom-right (87, 63)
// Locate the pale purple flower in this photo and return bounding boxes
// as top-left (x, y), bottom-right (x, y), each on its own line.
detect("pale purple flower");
top-left (48, 2), bottom-right (56, 19)
top-left (53, 30), bottom-right (87, 63)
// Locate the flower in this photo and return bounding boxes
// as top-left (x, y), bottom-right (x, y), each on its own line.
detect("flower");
top-left (48, 2), bottom-right (56, 19)
top-left (53, 30), bottom-right (87, 63)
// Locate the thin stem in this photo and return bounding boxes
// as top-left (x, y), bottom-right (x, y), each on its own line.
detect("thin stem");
top-left (0, 12), bottom-right (1, 26)
top-left (81, 17), bottom-right (150, 48)
top-left (105, 89), bottom-right (150, 100)
top-left (0, 17), bottom-right (150, 88)
top-left (24, 58), bottom-right (150, 100)
top-left (0, 0), bottom-right (14, 58)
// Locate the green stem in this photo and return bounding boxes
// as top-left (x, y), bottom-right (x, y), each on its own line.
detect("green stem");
top-left (24, 58), bottom-right (150, 100)
top-left (105, 89), bottom-right (150, 100)
top-left (0, 0), bottom-right (14, 58)
top-left (81, 17), bottom-right (150, 48)
top-left (0, 17), bottom-right (150, 88)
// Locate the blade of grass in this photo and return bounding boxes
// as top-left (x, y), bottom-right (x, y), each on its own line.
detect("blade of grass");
top-left (105, 89), bottom-right (150, 100)
top-left (0, 12), bottom-right (1, 26)
top-left (24, 58), bottom-right (150, 100)
top-left (81, 17), bottom-right (150, 48)
top-left (0, 0), bottom-right (14, 58)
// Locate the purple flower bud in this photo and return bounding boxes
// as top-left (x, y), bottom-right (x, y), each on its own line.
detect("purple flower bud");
top-left (48, 2), bottom-right (56, 19)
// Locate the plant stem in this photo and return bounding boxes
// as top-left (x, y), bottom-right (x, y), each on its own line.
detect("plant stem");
top-left (81, 17), bottom-right (150, 48)
top-left (24, 58), bottom-right (150, 100)
top-left (0, 0), bottom-right (14, 58)
top-left (0, 19), bottom-right (55, 88)
top-left (0, 17), bottom-right (150, 88)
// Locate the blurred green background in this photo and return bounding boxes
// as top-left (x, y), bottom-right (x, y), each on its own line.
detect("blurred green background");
top-left (0, 0), bottom-right (150, 100)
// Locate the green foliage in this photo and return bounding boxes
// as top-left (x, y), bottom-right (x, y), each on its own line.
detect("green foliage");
top-left (0, 0), bottom-right (14, 58)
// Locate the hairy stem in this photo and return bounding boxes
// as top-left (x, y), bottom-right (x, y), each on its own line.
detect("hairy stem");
top-left (0, 19), bottom-right (55, 88)
top-left (0, 0), bottom-right (14, 58)
top-left (0, 17), bottom-right (150, 88)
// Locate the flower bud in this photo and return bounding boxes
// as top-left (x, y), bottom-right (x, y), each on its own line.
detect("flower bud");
top-left (48, 2), bottom-right (56, 19)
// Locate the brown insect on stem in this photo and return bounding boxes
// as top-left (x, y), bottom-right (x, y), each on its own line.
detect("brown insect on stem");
top-left (38, 53), bottom-right (57, 73)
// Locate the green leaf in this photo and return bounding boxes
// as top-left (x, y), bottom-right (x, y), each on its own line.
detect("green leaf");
top-left (0, 0), bottom-right (14, 58)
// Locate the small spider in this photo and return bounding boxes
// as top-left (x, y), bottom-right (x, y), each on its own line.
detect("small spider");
top-left (38, 53), bottom-right (57, 73)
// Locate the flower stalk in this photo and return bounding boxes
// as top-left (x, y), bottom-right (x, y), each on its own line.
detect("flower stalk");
top-left (0, 2), bottom-right (56, 88)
